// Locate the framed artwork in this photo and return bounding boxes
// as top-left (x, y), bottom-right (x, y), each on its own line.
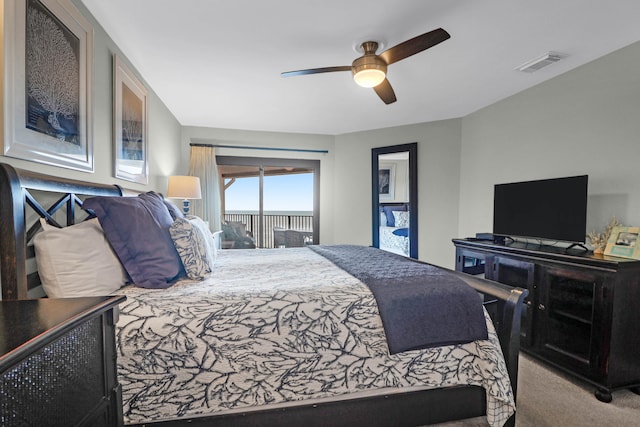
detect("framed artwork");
top-left (113, 54), bottom-right (148, 184)
top-left (604, 226), bottom-right (640, 260)
top-left (3, 0), bottom-right (94, 172)
top-left (378, 163), bottom-right (396, 201)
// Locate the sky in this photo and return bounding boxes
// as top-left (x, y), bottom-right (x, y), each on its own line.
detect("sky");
top-left (225, 173), bottom-right (313, 212)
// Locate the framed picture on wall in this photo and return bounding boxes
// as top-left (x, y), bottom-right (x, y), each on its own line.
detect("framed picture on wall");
top-left (3, 0), bottom-right (94, 172)
top-left (604, 226), bottom-right (640, 260)
top-left (379, 163), bottom-right (395, 201)
top-left (113, 54), bottom-right (148, 184)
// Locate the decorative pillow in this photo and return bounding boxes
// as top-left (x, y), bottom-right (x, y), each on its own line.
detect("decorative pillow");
top-left (380, 212), bottom-right (387, 227)
top-left (33, 218), bottom-right (128, 298)
top-left (211, 230), bottom-right (223, 256)
top-left (393, 210), bottom-right (410, 228)
top-left (164, 200), bottom-right (185, 220)
top-left (83, 192), bottom-right (184, 289)
top-left (170, 216), bottom-right (216, 280)
top-left (383, 205), bottom-right (406, 227)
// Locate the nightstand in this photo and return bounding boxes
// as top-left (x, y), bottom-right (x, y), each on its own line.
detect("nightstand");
top-left (0, 295), bottom-right (126, 426)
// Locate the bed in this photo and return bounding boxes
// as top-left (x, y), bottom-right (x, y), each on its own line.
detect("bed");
top-left (0, 162), bottom-right (527, 427)
top-left (379, 204), bottom-right (410, 256)
top-left (379, 225), bottom-right (409, 256)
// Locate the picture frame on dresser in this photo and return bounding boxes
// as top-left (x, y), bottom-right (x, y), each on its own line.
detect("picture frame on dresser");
top-left (113, 54), bottom-right (149, 184)
top-left (604, 225), bottom-right (640, 259)
top-left (3, 0), bottom-right (94, 173)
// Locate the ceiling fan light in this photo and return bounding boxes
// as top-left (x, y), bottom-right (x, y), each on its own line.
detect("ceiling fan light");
top-left (354, 69), bottom-right (386, 87)
top-left (352, 54), bottom-right (387, 88)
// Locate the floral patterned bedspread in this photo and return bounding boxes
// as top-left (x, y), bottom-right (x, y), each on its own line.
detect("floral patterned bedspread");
top-left (115, 247), bottom-right (514, 426)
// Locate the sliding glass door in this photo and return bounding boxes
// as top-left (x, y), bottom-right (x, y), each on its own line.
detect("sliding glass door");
top-left (217, 156), bottom-right (320, 249)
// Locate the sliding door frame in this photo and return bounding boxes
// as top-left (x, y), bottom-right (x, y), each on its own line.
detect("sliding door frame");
top-left (216, 156), bottom-right (320, 246)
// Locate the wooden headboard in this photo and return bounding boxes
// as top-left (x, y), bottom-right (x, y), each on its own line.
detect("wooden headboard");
top-left (0, 162), bottom-right (124, 300)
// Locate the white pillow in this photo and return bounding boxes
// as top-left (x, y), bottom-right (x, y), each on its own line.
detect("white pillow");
top-left (33, 218), bottom-right (128, 298)
top-left (380, 212), bottom-right (388, 227)
top-left (392, 210), bottom-right (410, 228)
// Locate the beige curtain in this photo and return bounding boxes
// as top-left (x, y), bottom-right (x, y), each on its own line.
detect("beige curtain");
top-left (188, 145), bottom-right (222, 231)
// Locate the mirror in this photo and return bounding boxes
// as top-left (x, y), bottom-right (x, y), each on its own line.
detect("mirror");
top-left (372, 143), bottom-right (418, 258)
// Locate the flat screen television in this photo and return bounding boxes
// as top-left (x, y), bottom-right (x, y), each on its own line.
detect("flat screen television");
top-left (493, 175), bottom-right (588, 243)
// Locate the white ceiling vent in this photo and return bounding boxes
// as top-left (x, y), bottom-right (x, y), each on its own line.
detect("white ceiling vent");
top-left (516, 52), bottom-right (567, 73)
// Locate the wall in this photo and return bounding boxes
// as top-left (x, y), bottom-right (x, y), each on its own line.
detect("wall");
top-left (334, 120), bottom-right (462, 268)
top-left (459, 41), bottom-right (640, 241)
top-left (0, 0), bottom-right (182, 296)
top-left (182, 122), bottom-right (462, 269)
top-left (7, 0), bottom-right (638, 273)
top-left (0, 0), bottom-right (182, 192)
top-left (180, 126), bottom-right (335, 243)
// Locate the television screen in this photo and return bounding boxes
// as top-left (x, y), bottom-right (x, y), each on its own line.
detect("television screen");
top-left (493, 175), bottom-right (588, 243)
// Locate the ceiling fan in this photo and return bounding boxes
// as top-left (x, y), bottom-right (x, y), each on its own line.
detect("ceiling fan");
top-left (281, 28), bottom-right (450, 105)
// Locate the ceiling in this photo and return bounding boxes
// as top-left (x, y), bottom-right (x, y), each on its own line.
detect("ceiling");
top-left (81, 0), bottom-right (640, 135)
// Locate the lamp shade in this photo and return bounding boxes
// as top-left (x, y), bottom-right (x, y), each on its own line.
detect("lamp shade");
top-left (353, 69), bottom-right (386, 87)
top-left (167, 175), bottom-right (202, 200)
top-left (352, 52), bottom-right (387, 88)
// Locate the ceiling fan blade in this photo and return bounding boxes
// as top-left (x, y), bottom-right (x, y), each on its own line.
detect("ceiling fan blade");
top-left (281, 66), bottom-right (351, 78)
top-left (379, 28), bottom-right (450, 65)
top-left (373, 79), bottom-right (397, 104)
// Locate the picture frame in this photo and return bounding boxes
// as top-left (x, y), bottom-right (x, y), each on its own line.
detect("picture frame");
top-left (604, 226), bottom-right (640, 260)
top-left (378, 163), bottom-right (396, 201)
top-left (113, 54), bottom-right (148, 184)
top-left (3, 0), bottom-right (94, 172)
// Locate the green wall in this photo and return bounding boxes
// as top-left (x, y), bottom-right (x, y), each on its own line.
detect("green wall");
top-left (5, 0), bottom-right (640, 270)
top-left (459, 41), bottom-right (640, 242)
top-left (0, 0), bottom-right (183, 193)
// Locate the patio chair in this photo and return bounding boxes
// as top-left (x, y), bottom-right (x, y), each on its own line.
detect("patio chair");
top-left (221, 221), bottom-right (256, 249)
top-left (284, 229), bottom-right (305, 247)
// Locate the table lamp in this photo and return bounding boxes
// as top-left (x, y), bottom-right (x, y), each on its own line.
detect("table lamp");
top-left (167, 175), bottom-right (202, 215)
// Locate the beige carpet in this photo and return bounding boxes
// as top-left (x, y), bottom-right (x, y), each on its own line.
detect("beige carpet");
top-left (433, 353), bottom-right (640, 426)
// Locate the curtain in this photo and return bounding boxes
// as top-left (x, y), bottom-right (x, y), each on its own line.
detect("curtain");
top-left (188, 145), bottom-right (222, 231)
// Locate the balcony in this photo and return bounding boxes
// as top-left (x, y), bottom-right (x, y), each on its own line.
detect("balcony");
top-left (223, 211), bottom-right (313, 249)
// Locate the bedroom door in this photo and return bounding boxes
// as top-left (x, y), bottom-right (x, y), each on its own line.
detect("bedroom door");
top-left (372, 143), bottom-right (418, 258)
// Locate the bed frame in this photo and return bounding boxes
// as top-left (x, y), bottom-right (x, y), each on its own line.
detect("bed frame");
top-left (0, 162), bottom-right (527, 427)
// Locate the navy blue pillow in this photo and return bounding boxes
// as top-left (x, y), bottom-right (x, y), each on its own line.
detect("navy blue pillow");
top-left (392, 228), bottom-right (409, 237)
top-left (164, 200), bottom-right (185, 220)
top-left (383, 205), bottom-right (407, 227)
top-left (83, 192), bottom-right (184, 289)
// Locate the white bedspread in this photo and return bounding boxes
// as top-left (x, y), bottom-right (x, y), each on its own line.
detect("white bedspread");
top-left (115, 247), bottom-right (514, 426)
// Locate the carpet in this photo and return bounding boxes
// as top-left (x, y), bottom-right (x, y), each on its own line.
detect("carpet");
top-left (432, 353), bottom-right (640, 426)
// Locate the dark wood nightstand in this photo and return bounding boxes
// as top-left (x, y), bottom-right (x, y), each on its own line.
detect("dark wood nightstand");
top-left (0, 295), bottom-right (126, 426)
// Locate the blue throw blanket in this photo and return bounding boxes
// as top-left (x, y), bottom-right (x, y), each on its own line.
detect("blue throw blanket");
top-left (310, 245), bottom-right (488, 354)
top-left (392, 227), bottom-right (409, 237)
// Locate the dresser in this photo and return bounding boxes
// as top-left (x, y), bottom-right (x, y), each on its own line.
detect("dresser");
top-left (0, 296), bottom-right (126, 426)
top-left (453, 238), bottom-right (640, 402)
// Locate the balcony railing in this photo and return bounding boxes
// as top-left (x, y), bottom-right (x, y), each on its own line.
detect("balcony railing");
top-left (224, 211), bottom-right (313, 248)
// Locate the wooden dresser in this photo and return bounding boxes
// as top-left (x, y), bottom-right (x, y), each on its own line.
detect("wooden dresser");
top-left (0, 296), bottom-right (125, 426)
top-left (453, 238), bottom-right (640, 402)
